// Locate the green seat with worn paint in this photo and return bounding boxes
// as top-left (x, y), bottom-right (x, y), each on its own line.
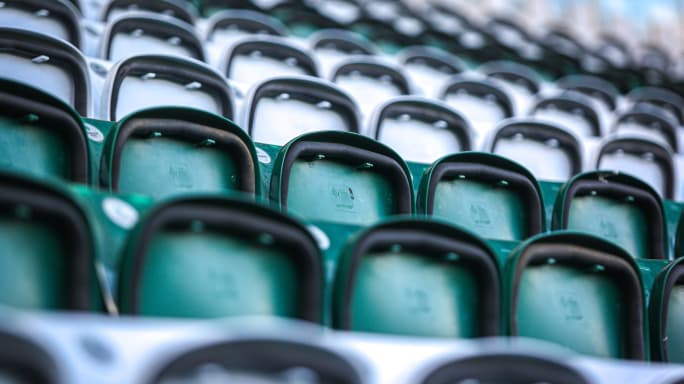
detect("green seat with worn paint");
top-left (117, 196), bottom-right (324, 322)
top-left (270, 131), bottom-right (414, 226)
top-left (0, 171), bottom-right (102, 311)
top-left (552, 170), bottom-right (668, 260)
top-left (0, 79), bottom-right (90, 184)
top-left (333, 219), bottom-right (500, 338)
top-left (505, 232), bottom-right (646, 360)
top-left (100, 107), bottom-right (260, 200)
top-left (649, 257), bottom-right (684, 363)
top-left (417, 152), bottom-right (545, 241)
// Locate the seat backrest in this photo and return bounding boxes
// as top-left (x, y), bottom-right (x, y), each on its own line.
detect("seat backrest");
top-left (556, 74), bottom-right (619, 112)
top-left (242, 76), bottom-right (361, 146)
top-left (331, 58), bottom-right (411, 118)
top-left (479, 60), bottom-right (540, 115)
top-left (100, 107), bottom-right (259, 199)
top-left (0, 28), bottom-right (90, 116)
top-left (488, 118), bottom-right (583, 182)
top-left (0, 171), bottom-right (101, 310)
top-left (204, 9), bottom-right (287, 45)
top-left (100, 13), bottom-right (204, 62)
top-left (101, 54), bottom-right (233, 121)
top-left (506, 232), bottom-right (645, 359)
top-left (370, 96), bottom-right (471, 163)
top-left (531, 93), bottom-right (601, 138)
top-left (0, 329), bottom-right (60, 384)
top-left (270, 131), bottom-right (413, 226)
top-left (333, 219), bottom-right (500, 338)
top-left (147, 339), bottom-right (363, 384)
top-left (417, 152), bottom-right (545, 241)
top-left (552, 170), bottom-right (668, 260)
top-left (100, 0), bottom-right (196, 25)
top-left (419, 353), bottom-right (590, 384)
top-left (397, 46), bottom-right (465, 98)
top-left (309, 29), bottom-right (376, 76)
top-left (222, 36), bottom-right (319, 86)
top-left (628, 86), bottom-right (684, 126)
top-left (595, 134), bottom-right (675, 199)
top-left (118, 197), bottom-right (323, 321)
top-left (650, 257), bottom-right (684, 363)
top-left (613, 104), bottom-right (679, 153)
top-left (439, 77), bottom-right (513, 148)
top-left (0, 79), bottom-right (89, 183)
top-left (0, 0), bottom-right (82, 49)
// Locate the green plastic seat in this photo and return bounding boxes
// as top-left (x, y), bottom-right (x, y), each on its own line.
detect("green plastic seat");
top-left (649, 257), bottom-right (684, 362)
top-left (333, 219), bottom-right (500, 338)
top-left (419, 352), bottom-right (590, 384)
top-left (0, 329), bottom-right (60, 384)
top-left (270, 131), bottom-right (413, 226)
top-left (0, 79), bottom-right (89, 184)
top-left (100, 107), bottom-right (259, 200)
top-left (417, 152), bottom-right (545, 242)
top-left (0, 171), bottom-right (102, 311)
top-left (552, 170), bottom-right (668, 260)
top-left (505, 232), bottom-right (646, 360)
top-left (117, 196), bottom-right (324, 322)
top-left (147, 339), bottom-right (363, 384)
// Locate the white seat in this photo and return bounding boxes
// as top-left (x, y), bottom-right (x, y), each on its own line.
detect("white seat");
top-left (487, 118), bottom-right (583, 182)
top-left (369, 96), bottom-right (471, 163)
top-left (100, 12), bottom-right (204, 62)
top-left (101, 54), bottom-right (233, 121)
top-left (0, 28), bottom-right (91, 116)
top-left (0, 0), bottom-right (82, 49)
top-left (242, 76), bottom-right (361, 146)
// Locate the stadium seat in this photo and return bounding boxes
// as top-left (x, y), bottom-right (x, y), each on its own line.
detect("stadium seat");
top-left (487, 119), bottom-right (583, 182)
top-left (531, 93), bottom-right (602, 138)
top-left (309, 29), bottom-right (376, 77)
top-left (627, 87), bottom-right (684, 127)
top-left (100, 0), bottom-right (196, 24)
top-left (369, 96), bottom-right (471, 163)
top-left (100, 13), bottom-right (204, 62)
top-left (330, 57), bottom-right (411, 119)
top-left (333, 219), bottom-right (500, 337)
top-left (99, 107), bottom-right (259, 199)
top-left (417, 152), bottom-right (545, 241)
top-left (350, 0), bottom-right (426, 53)
top-left (147, 338), bottom-right (363, 384)
top-left (220, 36), bottom-right (319, 86)
top-left (439, 77), bottom-right (513, 149)
top-left (556, 74), bottom-right (619, 114)
top-left (479, 60), bottom-right (540, 115)
top-left (267, 0), bottom-right (342, 38)
top-left (101, 54), bottom-right (234, 121)
top-left (418, 352), bottom-right (590, 384)
top-left (650, 257), bottom-right (684, 363)
top-left (552, 170), bottom-right (668, 260)
top-left (0, 79), bottom-right (89, 183)
top-left (117, 196), bottom-right (323, 321)
top-left (0, 27), bottom-right (91, 116)
top-left (612, 104), bottom-right (679, 153)
top-left (0, 0), bottom-right (82, 49)
top-left (269, 131), bottom-right (413, 226)
top-left (397, 46), bottom-right (465, 98)
top-left (204, 9), bottom-right (287, 44)
top-left (241, 76), bottom-right (361, 146)
top-left (0, 328), bottom-right (60, 384)
top-left (595, 134), bottom-right (675, 199)
top-left (505, 232), bottom-right (646, 359)
top-left (197, 0), bottom-right (264, 17)
top-left (0, 171), bottom-right (102, 310)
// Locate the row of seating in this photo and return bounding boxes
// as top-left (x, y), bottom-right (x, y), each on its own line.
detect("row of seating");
top-left (1, 78), bottom-right (681, 257)
top-left (0, 167), bottom-right (683, 362)
top-left (6, 317), bottom-right (673, 384)
top-left (7, 0), bottom-right (684, 93)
